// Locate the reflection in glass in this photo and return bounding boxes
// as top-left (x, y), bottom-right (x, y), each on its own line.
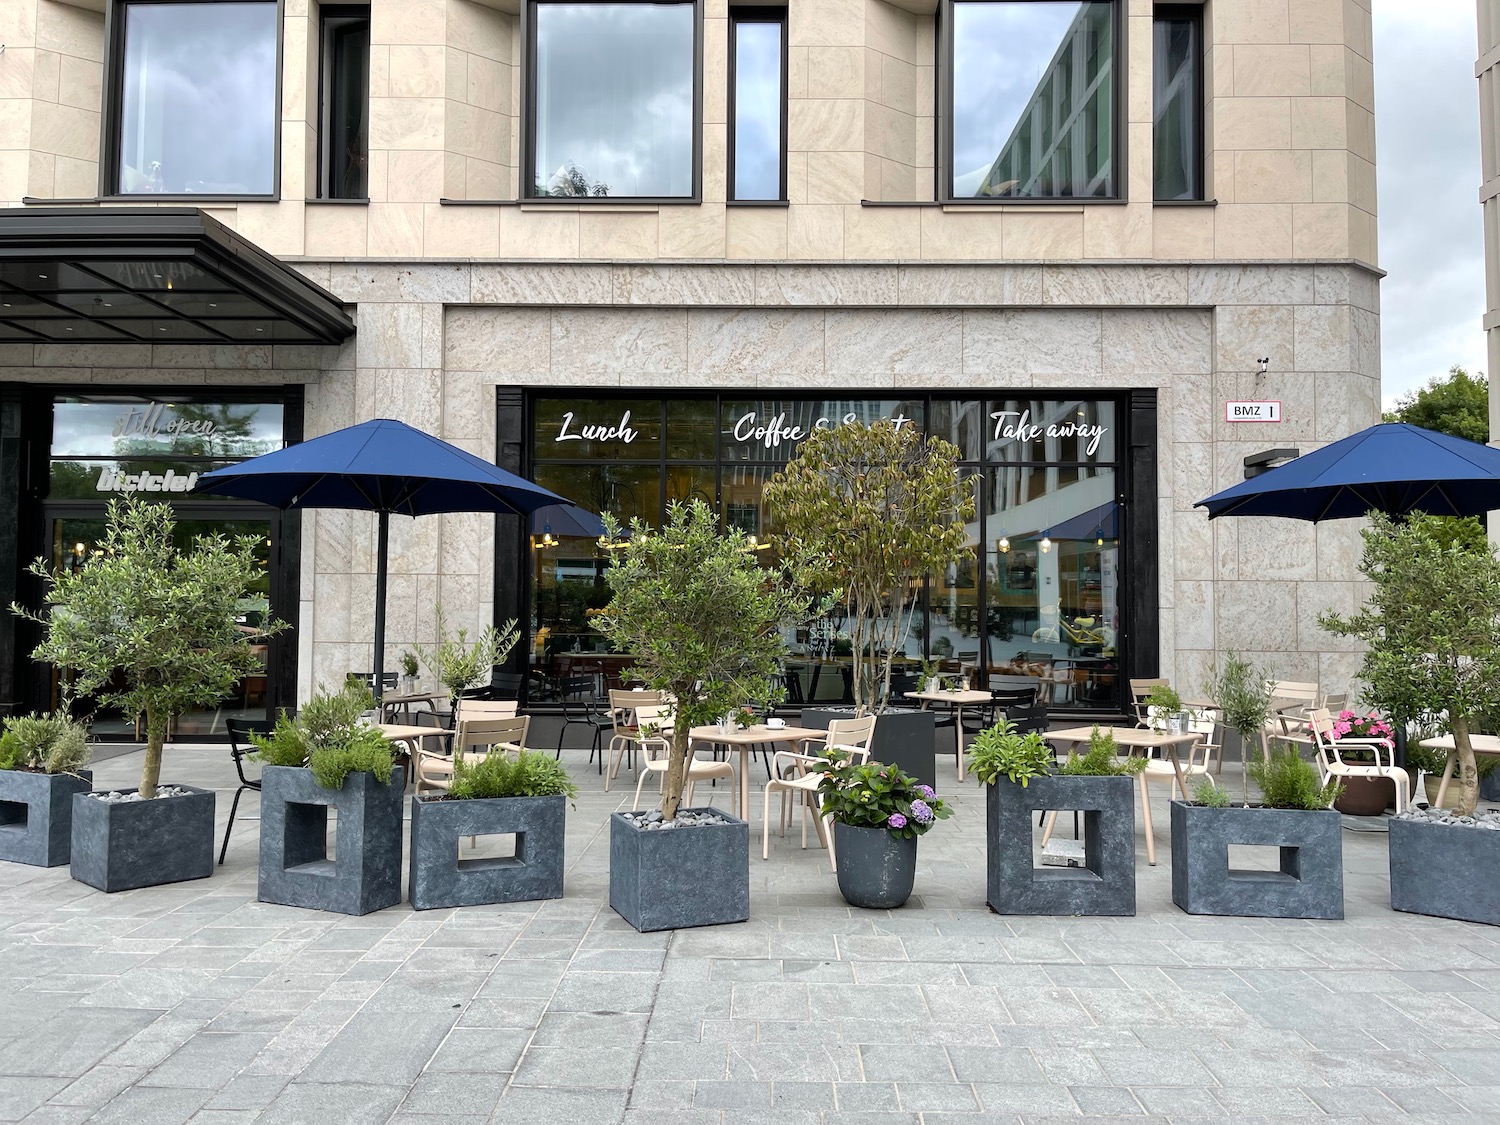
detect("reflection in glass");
top-left (51, 400), bottom-right (285, 459)
top-left (732, 16), bottom-right (784, 200)
top-left (1153, 10), bottom-right (1201, 201)
top-left (950, 0), bottom-right (1115, 199)
top-left (532, 2), bottom-right (695, 198)
top-left (322, 11), bottom-right (370, 199)
top-left (117, 2), bottom-right (279, 194)
top-left (926, 470), bottom-right (983, 668)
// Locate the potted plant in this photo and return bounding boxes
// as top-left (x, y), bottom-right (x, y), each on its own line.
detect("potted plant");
top-left (766, 419), bottom-right (975, 789)
top-left (919, 657), bottom-right (943, 694)
top-left (1321, 513), bottom-right (1500, 923)
top-left (420, 606), bottom-right (521, 717)
top-left (968, 722), bottom-right (1143, 916)
top-left (11, 498), bottom-right (280, 893)
top-left (1171, 748), bottom-right (1345, 919)
top-left (1205, 653), bottom-right (1275, 803)
top-left (596, 499), bottom-right (812, 932)
top-left (251, 681), bottom-right (404, 915)
top-left (1144, 683), bottom-right (1186, 733)
top-left (399, 650), bottom-right (421, 695)
top-left (816, 752), bottom-right (950, 909)
top-left (409, 749), bottom-right (578, 909)
top-left (0, 712), bottom-right (92, 867)
top-left (1322, 709), bottom-right (1405, 815)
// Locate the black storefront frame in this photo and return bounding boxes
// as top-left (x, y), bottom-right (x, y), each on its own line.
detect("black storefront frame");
top-left (1, 385), bottom-right (304, 734)
top-left (498, 388), bottom-right (1159, 716)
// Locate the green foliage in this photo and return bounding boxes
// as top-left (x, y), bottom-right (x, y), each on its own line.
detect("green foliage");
top-left (1385, 364), bottom-right (1488, 444)
top-left (1145, 683), bottom-right (1183, 714)
top-left (0, 713), bottom-right (91, 774)
top-left (967, 717), bottom-right (1053, 787)
top-left (250, 681), bottom-right (395, 791)
top-left (1249, 745), bottom-right (1342, 810)
top-left (421, 606), bottom-right (520, 705)
top-left (595, 499), bottom-right (813, 820)
top-left (399, 650), bottom-right (421, 678)
top-left (1205, 653), bottom-right (1274, 737)
top-left (1059, 726), bottom-right (1148, 776)
top-left (1192, 776), bottom-right (1231, 808)
top-left (764, 419), bottom-right (976, 715)
top-left (12, 497), bottom-right (283, 799)
top-left (815, 751), bottom-right (951, 839)
top-left (448, 749), bottom-right (579, 801)
top-left (1320, 512), bottom-right (1500, 816)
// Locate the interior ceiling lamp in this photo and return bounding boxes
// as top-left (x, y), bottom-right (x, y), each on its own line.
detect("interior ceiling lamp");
top-left (995, 536), bottom-right (1010, 553)
top-left (1040, 536), bottom-right (1052, 553)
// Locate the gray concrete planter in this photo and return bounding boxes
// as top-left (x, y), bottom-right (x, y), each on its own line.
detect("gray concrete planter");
top-left (802, 707), bottom-right (937, 790)
top-left (609, 809), bottom-right (749, 932)
top-left (833, 822), bottom-right (917, 909)
top-left (985, 775), bottom-right (1136, 916)
top-left (258, 765), bottom-right (404, 916)
top-left (1389, 815), bottom-right (1500, 926)
top-left (0, 769), bottom-right (92, 867)
top-left (70, 785), bottom-right (215, 893)
top-left (409, 794), bottom-right (565, 909)
top-left (1170, 802), bottom-right (1344, 920)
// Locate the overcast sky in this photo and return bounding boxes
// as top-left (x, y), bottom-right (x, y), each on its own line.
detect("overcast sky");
top-left (1375, 0), bottom-right (1487, 407)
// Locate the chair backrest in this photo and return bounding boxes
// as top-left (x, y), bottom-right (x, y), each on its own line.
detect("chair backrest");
top-left (990, 688), bottom-right (1038, 710)
top-left (226, 719), bottom-right (276, 782)
top-left (827, 715), bottom-right (876, 753)
top-left (455, 715), bottom-right (530, 757)
top-left (1320, 692), bottom-right (1348, 712)
top-left (1129, 677), bottom-right (1171, 724)
top-left (456, 699), bottom-right (519, 723)
top-left (1005, 702), bottom-right (1049, 737)
top-left (352, 671), bottom-right (399, 692)
top-left (1272, 680), bottom-right (1319, 705)
top-left (489, 671), bottom-right (525, 700)
top-left (782, 668), bottom-right (805, 704)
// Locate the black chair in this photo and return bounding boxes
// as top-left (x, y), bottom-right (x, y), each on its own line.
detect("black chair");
top-left (555, 675), bottom-right (612, 763)
top-left (221, 718), bottom-right (276, 865)
top-left (782, 669), bottom-right (805, 705)
top-left (490, 672), bottom-right (525, 701)
top-left (1006, 701), bottom-right (1051, 738)
top-left (351, 671), bottom-right (399, 694)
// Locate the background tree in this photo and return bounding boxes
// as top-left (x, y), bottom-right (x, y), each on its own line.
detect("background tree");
top-left (1320, 512), bottom-right (1500, 817)
top-left (12, 498), bottom-right (282, 799)
top-left (596, 500), bottom-right (811, 821)
top-left (1384, 364), bottom-right (1488, 444)
top-left (764, 420), bottom-right (975, 715)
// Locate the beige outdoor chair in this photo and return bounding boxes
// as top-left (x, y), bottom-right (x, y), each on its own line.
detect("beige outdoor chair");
top-left (414, 715), bottom-right (530, 794)
top-left (629, 704), bottom-right (738, 812)
top-left (1129, 678), bottom-right (1171, 727)
top-left (454, 699), bottom-right (519, 722)
top-left (605, 689), bottom-right (665, 790)
top-left (1307, 707), bottom-right (1409, 813)
top-left (762, 715), bottom-right (878, 870)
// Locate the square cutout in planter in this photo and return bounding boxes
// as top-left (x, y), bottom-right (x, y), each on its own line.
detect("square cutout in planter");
top-left (0, 770), bottom-right (92, 868)
top-left (458, 833), bottom-right (519, 866)
top-left (985, 776), bottom-right (1135, 916)
top-left (409, 795), bottom-right (563, 910)
top-left (1171, 802), bottom-right (1343, 919)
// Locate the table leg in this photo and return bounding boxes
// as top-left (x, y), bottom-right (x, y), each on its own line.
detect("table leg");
top-left (955, 706), bottom-right (967, 782)
top-left (1434, 751), bottom-right (1457, 808)
top-left (1137, 766), bottom-right (1157, 866)
top-left (740, 745), bottom-right (750, 822)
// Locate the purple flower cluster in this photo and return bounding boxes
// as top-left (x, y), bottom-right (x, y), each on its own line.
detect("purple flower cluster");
top-left (915, 784), bottom-right (936, 800)
top-left (909, 799), bottom-right (934, 824)
top-left (887, 812), bottom-right (908, 829)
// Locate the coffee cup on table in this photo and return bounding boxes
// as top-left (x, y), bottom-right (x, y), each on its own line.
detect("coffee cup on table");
top-left (766, 717), bottom-right (786, 729)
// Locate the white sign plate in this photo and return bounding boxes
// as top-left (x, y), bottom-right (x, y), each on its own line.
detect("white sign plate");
top-left (1225, 400), bottom-right (1282, 423)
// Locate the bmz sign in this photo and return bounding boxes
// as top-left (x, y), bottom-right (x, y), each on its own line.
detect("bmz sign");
top-left (1225, 401), bottom-right (1282, 423)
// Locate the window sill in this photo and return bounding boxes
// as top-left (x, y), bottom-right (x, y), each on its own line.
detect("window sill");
top-left (307, 198), bottom-right (370, 205)
top-left (98, 194), bottom-right (279, 204)
top-left (1153, 198), bottom-right (1218, 207)
top-left (727, 199), bottom-right (789, 207)
top-left (942, 202), bottom-right (1092, 214)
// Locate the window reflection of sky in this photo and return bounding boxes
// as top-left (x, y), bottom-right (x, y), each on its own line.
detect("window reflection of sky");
top-left (534, 3), bottom-right (694, 197)
top-left (52, 401), bottom-right (284, 459)
top-left (733, 22), bottom-right (783, 200)
top-left (951, 1), bottom-right (1084, 195)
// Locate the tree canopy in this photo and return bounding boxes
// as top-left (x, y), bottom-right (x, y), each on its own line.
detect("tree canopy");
top-left (1385, 364), bottom-right (1488, 444)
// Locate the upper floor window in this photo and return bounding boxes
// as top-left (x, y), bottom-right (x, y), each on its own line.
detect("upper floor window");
top-left (527, 0), bottom-right (699, 200)
top-left (729, 9), bottom-right (786, 202)
top-left (112, 1), bottom-right (280, 197)
top-left (320, 7), bottom-right (370, 199)
top-left (945, 0), bottom-right (1118, 201)
top-left (1153, 6), bottom-right (1202, 201)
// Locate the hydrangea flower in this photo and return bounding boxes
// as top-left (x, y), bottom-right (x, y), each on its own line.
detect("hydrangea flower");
top-left (909, 799), bottom-right (934, 824)
top-left (887, 812), bottom-right (908, 829)
top-left (915, 784), bottom-right (936, 800)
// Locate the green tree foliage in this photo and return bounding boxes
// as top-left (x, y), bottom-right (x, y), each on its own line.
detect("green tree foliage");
top-left (1320, 512), bottom-right (1500, 816)
top-left (13, 498), bottom-right (282, 799)
top-left (420, 606), bottom-right (520, 707)
top-left (764, 420), bottom-right (976, 715)
top-left (1385, 365), bottom-right (1488, 444)
top-left (596, 499), bottom-right (812, 821)
top-left (1058, 726), bottom-right (1147, 776)
top-left (1206, 653), bottom-right (1275, 803)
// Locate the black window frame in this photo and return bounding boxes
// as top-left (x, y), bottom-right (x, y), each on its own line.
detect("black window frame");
top-left (1151, 4), bottom-right (1205, 202)
top-left (521, 0), bottom-right (705, 204)
top-left (937, 0), bottom-right (1126, 205)
top-left (101, 0), bottom-right (286, 202)
top-left (317, 4), bottom-right (371, 201)
top-left (727, 6), bottom-right (788, 204)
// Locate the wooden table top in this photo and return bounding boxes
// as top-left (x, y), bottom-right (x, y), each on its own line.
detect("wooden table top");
top-left (904, 690), bottom-right (994, 704)
top-left (1048, 725), bottom-right (1202, 748)
top-left (687, 724), bottom-right (824, 744)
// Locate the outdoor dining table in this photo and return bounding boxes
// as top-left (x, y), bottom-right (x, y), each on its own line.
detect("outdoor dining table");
top-left (1045, 725), bottom-right (1202, 866)
top-left (1417, 733), bottom-right (1500, 808)
top-left (904, 689), bottom-right (994, 781)
top-left (687, 724), bottom-right (825, 822)
top-left (376, 722), bottom-right (446, 758)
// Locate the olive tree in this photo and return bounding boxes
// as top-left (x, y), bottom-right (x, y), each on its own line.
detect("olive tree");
top-left (763, 419), bottom-right (975, 715)
top-left (1320, 512), bottom-right (1500, 817)
top-left (13, 498), bottom-right (282, 799)
top-left (596, 500), bottom-right (812, 821)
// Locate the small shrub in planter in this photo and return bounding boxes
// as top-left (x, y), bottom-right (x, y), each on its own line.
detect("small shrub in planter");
top-left (1171, 750), bottom-right (1345, 920)
top-left (410, 749), bottom-right (578, 909)
top-left (816, 751), bottom-right (950, 909)
top-left (253, 683), bottom-right (405, 915)
top-left (0, 713), bottom-right (92, 868)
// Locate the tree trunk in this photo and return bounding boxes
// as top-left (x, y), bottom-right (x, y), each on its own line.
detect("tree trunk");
top-left (138, 704), bottom-right (166, 800)
top-left (1452, 713), bottom-right (1480, 818)
top-left (661, 723), bottom-right (689, 822)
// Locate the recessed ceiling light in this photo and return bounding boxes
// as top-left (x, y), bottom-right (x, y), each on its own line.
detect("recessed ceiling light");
top-left (102, 302), bottom-right (112, 308)
top-left (255, 327), bottom-right (264, 332)
top-left (64, 326), bottom-right (73, 332)
top-left (37, 273), bottom-right (47, 280)
top-left (158, 327), bottom-right (167, 332)
top-left (208, 302), bottom-right (217, 308)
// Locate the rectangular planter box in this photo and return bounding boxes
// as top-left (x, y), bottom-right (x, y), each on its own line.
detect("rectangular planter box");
top-left (70, 784), bottom-right (215, 892)
top-left (985, 774), bottom-right (1136, 916)
top-left (258, 765), bottom-right (404, 916)
top-left (0, 769), bottom-right (91, 867)
top-left (1390, 815), bottom-right (1500, 926)
top-left (1170, 801), bottom-right (1344, 919)
top-left (802, 707), bottom-right (937, 791)
top-left (409, 794), bottom-right (565, 909)
top-left (609, 809), bottom-right (749, 932)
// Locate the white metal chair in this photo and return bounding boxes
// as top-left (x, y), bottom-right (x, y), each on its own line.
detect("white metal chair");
top-left (1130, 678), bottom-right (1171, 728)
top-left (629, 705), bottom-right (738, 812)
top-left (1140, 707), bottom-right (1218, 801)
top-left (1307, 707), bottom-right (1409, 813)
top-left (605, 689), bottom-right (664, 790)
top-left (763, 716), bottom-right (877, 870)
top-left (414, 715), bottom-right (530, 794)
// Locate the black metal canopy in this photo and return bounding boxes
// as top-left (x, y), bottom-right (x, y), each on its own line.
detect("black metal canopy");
top-left (0, 207), bottom-right (355, 345)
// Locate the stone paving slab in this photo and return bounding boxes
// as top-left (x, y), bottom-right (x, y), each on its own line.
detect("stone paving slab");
top-left (1, 739), bottom-right (1498, 1123)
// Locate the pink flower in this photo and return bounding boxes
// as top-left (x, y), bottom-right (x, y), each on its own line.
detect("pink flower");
top-left (1339, 710), bottom-right (1356, 720)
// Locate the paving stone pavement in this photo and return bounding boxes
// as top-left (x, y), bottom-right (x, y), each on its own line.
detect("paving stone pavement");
top-left (3, 731), bottom-right (1500, 1124)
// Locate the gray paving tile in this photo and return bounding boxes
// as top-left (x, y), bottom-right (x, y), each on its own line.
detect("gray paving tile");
top-left (5, 1008), bottom-right (160, 1077)
top-left (491, 1086), bottom-right (631, 1124)
top-left (298, 1012), bottom-right (455, 1085)
top-left (894, 1081), bottom-right (980, 1111)
top-left (87, 1086), bottom-right (210, 1125)
top-left (139, 1032), bottom-right (271, 1089)
top-left (254, 1081), bottom-right (406, 1125)
top-left (0, 1077), bottom-right (68, 1121)
top-left (47, 1065), bottom-right (147, 1109)
top-left (511, 1044), bottom-right (641, 1088)
top-left (857, 1045), bottom-right (953, 1083)
top-left (395, 1073), bottom-right (509, 1116)
top-left (421, 1027), bottom-right (532, 1074)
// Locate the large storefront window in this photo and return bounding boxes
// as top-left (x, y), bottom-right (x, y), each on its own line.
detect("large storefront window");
top-left (527, 394), bottom-right (1126, 710)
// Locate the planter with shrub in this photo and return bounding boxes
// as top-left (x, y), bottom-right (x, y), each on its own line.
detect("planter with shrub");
top-left (0, 714), bottom-right (92, 868)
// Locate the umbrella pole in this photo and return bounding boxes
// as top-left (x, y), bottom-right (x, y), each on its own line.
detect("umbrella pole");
top-left (373, 509), bottom-right (389, 703)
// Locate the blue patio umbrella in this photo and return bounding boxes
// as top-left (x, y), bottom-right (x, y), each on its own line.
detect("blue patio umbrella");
top-left (531, 502), bottom-right (606, 540)
top-left (195, 418), bottom-right (570, 697)
top-left (1196, 423), bottom-right (1500, 522)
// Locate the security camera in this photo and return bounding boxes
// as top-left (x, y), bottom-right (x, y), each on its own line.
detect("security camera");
top-left (1256, 357), bottom-right (1270, 375)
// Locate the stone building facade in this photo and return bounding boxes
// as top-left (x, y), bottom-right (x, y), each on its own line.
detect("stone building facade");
top-left (0, 0), bottom-right (1379, 725)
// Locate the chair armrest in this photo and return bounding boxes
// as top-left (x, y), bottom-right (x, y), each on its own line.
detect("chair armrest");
top-left (1329, 736), bottom-right (1395, 768)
